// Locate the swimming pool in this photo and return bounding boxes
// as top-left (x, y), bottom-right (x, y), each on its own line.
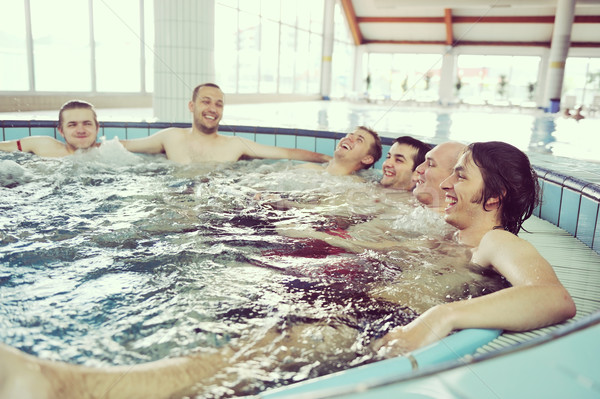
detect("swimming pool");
top-left (1, 119), bottom-right (599, 397)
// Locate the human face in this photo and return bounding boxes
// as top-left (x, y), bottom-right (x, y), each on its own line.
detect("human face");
top-left (380, 143), bottom-right (418, 190)
top-left (189, 86), bottom-right (224, 133)
top-left (335, 128), bottom-right (375, 168)
top-left (58, 108), bottom-right (99, 151)
top-left (440, 152), bottom-right (486, 230)
top-left (412, 143), bottom-right (460, 207)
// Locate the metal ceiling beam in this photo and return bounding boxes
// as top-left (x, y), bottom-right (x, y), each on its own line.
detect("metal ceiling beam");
top-left (444, 8), bottom-right (453, 45)
top-left (340, 0), bottom-right (363, 45)
top-left (362, 40), bottom-right (600, 48)
top-left (356, 15), bottom-right (600, 24)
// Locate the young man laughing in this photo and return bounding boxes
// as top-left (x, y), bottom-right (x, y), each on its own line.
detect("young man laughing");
top-left (120, 83), bottom-right (331, 165)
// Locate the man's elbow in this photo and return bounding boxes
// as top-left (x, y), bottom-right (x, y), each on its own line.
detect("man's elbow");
top-left (559, 290), bottom-right (577, 321)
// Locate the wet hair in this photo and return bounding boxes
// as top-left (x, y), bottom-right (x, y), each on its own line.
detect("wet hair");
top-left (58, 100), bottom-right (98, 130)
top-left (192, 83), bottom-right (223, 102)
top-left (393, 136), bottom-right (432, 171)
top-left (357, 126), bottom-right (382, 170)
top-left (467, 141), bottom-right (540, 235)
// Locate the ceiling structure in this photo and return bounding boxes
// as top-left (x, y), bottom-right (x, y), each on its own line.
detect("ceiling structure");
top-left (340, 0), bottom-right (600, 49)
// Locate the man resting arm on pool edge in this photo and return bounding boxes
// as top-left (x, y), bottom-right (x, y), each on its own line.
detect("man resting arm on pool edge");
top-left (376, 141), bottom-right (576, 355)
top-left (120, 83), bottom-right (332, 164)
top-left (0, 142), bottom-right (576, 399)
top-left (0, 100), bottom-right (100, 157)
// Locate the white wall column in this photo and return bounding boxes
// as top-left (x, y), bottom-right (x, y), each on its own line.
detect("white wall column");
top-left (153, 0), bottom-right (215, 122)
top-left (543, 0), bottom-right (576, 112)
top-left (320, 0), bottom-right (335, 100)
top-left (438, 48), bottom-right (456, 106)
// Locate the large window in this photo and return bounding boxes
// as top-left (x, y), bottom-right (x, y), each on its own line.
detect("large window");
top-left (215, 0), bottom-right (324, 95)
top-left (0, 1), bottom-right (29, 91)
top-left (330, 2), bottom-right (354, 99)
top-left (564, 57), bottom-right (600, 109)
top-left (456, 55), bottom-right (540, 105)
top-left (0, 0), bottom-right (152, 93)
top-left (360, 53), bottom-right (442, 101)
top-left (30, 0), bottom-right (91, 92)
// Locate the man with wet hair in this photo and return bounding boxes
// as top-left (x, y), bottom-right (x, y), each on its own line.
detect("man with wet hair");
top-left (0, 100), bottom-right (100, 157)
top-left (120, 83), bottom-right (331, 164)
top-left (380, 136), bottom-right (431, 191)
top-left (377, 141), bottom-right (576, 354)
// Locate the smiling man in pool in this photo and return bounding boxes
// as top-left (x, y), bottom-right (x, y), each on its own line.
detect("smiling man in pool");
top-left (0, 141), bottom-right (576, 399)
top-left (120, 83), bottom-right (332, 165)
top-left (0, 100), bottom-right (100, 157)
top-left (376, 141), bottom-right (576, 355)
top-left (380, 136), bottom-right (431, 191)
top-left (297, 125), bottom-right (382, 177)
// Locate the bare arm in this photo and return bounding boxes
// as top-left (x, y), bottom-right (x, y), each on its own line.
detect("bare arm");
top-left (0, 343), bottom-right (232, 399)
top-left (238, 138), bottom-right (331, 163)
top-left (377, 230), bottom-right (576, 355)
top-left (0, 141), bottom-right (18, 152)
top-left (120, 129), bottom-right (172, 154)
top-left (0, 137), bottom-right (67, 157)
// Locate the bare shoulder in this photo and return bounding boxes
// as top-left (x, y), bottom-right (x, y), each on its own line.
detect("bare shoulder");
top-left (22, 136), bottom-right (62, 145)
top-left (298, 162), bottom-right (326, 171)
top-left (21, 136), bottom-right (66, 155)
top-left (158, 127), bottom-right (189, 138)
top-left (474, 229), bottom-right (527, 266)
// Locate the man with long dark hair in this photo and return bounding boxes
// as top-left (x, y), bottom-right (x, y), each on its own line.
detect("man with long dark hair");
top-left (377, 141), bottom-right (575, 354)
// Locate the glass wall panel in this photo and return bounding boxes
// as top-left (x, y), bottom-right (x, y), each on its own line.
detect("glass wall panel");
top-left (279, 25), bottom-right (296, 93)
top-left (30, 0), bottom-right (91, 91)
top-left (215, 3), bottom-right (239, 93)
top-left (260, 19), bottom-right (279, 93)
top-left (564, 57), bottom-right (600, 109)
top-left (0, 1), bottom-right (28, 91)
top-left (94, 0), bottom-right (141, 92)
top-left (238, 11), bottom-right (260, 93)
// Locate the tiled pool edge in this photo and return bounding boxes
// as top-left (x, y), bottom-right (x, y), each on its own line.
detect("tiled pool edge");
top-left (2, 120), bottom-right (599, 254)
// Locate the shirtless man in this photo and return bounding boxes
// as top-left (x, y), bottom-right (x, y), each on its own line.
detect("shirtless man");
top-left (0, 142), bottom-right (576, 398)
top-left (412, 141), bottom-right (467, 212)
top-left (280, 141), bottom-right (465, 250)
top-left (0, 100), bottom-right (100, 157)
top-left (376, 141), bottom-right (576, 354)
top-left (380, 136), bottom-right (431, 191)
top-left (120, 83), bottom-right (331, 164)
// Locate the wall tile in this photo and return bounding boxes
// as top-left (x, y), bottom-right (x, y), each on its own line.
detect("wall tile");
top-left (540, 182), bottom-right (562, 226)
top-left (559, 188), bottom-right (581, 236)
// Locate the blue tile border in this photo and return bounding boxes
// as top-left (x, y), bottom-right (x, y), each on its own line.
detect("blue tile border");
top-left (535, 166), bottom-right (600, 254)
top-left (2, 120), bottom-right (598, 254)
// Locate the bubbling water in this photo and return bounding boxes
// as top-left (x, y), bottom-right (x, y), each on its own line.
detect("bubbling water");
top-left (0, 148), bottom-right (508, 397)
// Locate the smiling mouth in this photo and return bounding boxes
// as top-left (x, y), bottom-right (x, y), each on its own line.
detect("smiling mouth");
top-left (383, 169), bottom-right (395, 177)
top-left (445, 195), bottom-right (457, 210)
top-left (204, 114), bottom-right (217, 121)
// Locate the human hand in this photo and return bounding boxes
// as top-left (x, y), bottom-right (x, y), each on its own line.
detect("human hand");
top-left (374, 305), bottom-right (454, 357)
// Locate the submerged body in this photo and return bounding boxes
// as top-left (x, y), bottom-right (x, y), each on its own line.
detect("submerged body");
top-left (0, 149), bottom-right (509, 398)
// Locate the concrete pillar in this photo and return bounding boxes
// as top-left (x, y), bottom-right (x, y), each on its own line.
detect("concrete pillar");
top-left (438, 47), bottom-right (455, 106)
top-left (153, 0), bottom-right (215, 122)
top-left (320, 0), bottom-right (335, 100)
top-left (543, 0), bottom-right (576, 113)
